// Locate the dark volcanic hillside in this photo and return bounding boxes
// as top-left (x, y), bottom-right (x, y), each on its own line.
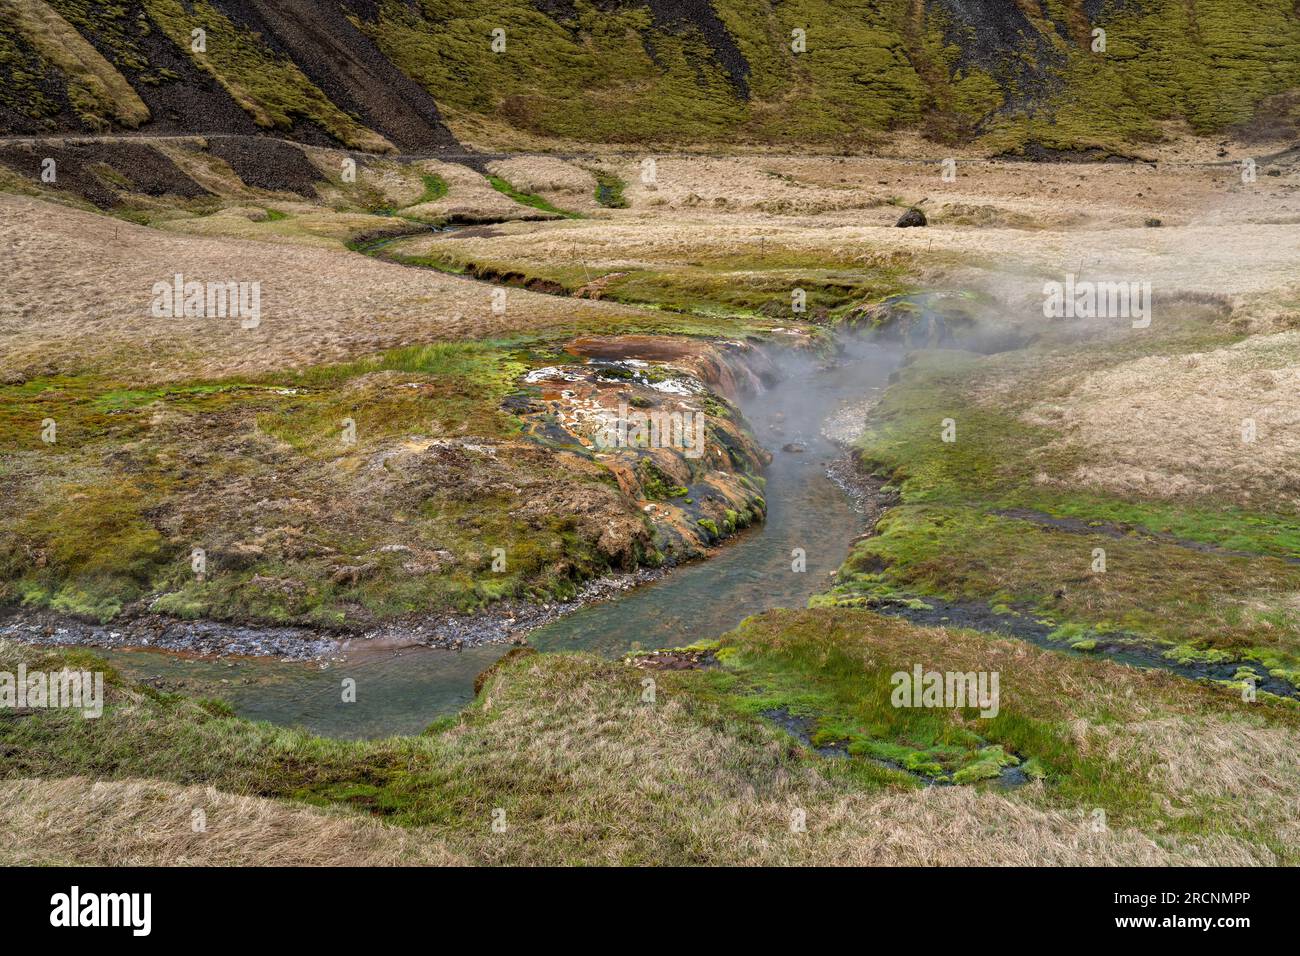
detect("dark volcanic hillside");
top-left (1, 0), bottom-right (1297, 154)
top-left (215, 0), bottom-right (457, 151)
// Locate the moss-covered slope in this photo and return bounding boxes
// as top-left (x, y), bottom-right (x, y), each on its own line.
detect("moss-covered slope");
top-left (2, 0), bottom-right (1296, 152)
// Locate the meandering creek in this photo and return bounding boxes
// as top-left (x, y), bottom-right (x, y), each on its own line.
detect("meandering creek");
top-left (100, 338), bottom-right (901, 738)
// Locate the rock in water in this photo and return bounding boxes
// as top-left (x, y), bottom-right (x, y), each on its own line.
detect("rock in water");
top-left (896, 207), bottom-right (927, 227)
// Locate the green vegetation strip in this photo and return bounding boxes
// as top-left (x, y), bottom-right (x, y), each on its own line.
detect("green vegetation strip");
top-left (486, 174), bottom-right (582, 219)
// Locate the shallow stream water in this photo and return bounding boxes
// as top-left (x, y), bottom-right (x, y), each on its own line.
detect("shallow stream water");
top-left (101, 339), bottom-right (899, 739)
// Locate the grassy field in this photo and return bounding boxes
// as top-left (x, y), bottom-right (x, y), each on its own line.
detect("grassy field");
top-left (828, 301), bottom-right (1300, 686)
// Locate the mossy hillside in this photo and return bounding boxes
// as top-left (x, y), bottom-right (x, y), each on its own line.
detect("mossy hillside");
top-left (11, 0), bottom-right (1299, 150)
top-left (712, 0), bottom-right (929, 142)
top-left (1090, 0), bottom-right (1300, 135)
top-left (365, 0), bottom-right (930, 146)
top-left (3, 0), bottom-right (150, 131)
top-left (975, 0), bottom-right (1300, 155)
top-left (366, 0), bottom-right (748, 145)
top-left (0, 15), bottom-right (86, 130)
top-left (141, 0), bottom-right (390, 150)
top-left (14, 482), bottom-right (168, 623)
top-left (357, 0), bottom-right (1298, 150)
top-left (0, 374), bottom-right (252, 618)
top-left (43, 1), bottom-right (154, 79)
top-left (0, 343), bottom-right (648, 626)
top-left (905, 8), bottom-right (1006, 145)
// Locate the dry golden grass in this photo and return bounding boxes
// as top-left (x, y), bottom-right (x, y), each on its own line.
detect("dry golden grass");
top-left (2, 774), bottom-right (1252, 866)
top-left (156, 202), bottom-right (399, 248)
top-left (1035, 329), bottom-right (1300, 506)
top-left (402, 159), bottom-right (546, 222)
top-left (6, 148), bottom-right (1298, 384)
top-left (486, 155), bottom-right (602, 213)
top-left (0, 194), bottom-right (646, 382)
top-left (302, 148), bottom-right (425, 209)
top-left (783, 788), bottom-right (1272, 866)
top-left (392, 153), bottom-right (1300, 316)
top-left (1103, 716), bottom-right (1300, 852)
top-left (0, 777), bottom-right (465, 866)
top-left (596, 152), bottom-right (1300, 231)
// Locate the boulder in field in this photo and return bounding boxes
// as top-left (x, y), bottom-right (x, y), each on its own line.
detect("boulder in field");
top-left (895, 207), bottom-right (927, 227)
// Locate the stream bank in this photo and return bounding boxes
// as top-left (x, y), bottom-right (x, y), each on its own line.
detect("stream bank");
top-left (49, 335), bottom-right (900, 738)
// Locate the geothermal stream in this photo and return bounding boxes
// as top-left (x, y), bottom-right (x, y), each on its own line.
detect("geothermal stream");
top-left (93, 337), bottom-right (900, 738)
top-left (21, 218), bottom-right (1295, 734)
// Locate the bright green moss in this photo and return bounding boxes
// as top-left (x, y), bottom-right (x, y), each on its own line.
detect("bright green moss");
top-left (485, 173), bottom-right (580, 218)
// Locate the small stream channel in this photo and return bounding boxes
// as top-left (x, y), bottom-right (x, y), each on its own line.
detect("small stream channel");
top-left (101, 338), bottom-right (901, 738)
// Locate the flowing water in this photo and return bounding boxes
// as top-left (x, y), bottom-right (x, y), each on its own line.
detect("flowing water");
top-left (101, 338), bottom-right (899, 739)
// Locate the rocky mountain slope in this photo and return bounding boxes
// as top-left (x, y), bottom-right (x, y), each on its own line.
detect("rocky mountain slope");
top-left (1, 0), bottom-right (1297, 154)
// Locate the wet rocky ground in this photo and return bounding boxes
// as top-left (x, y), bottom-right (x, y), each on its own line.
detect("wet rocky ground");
top-left (0, 568), bottom-right (661, 662)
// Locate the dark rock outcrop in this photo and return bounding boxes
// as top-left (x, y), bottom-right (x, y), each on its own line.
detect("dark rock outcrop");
top-left (895, 207), bottom-right (927, 228)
